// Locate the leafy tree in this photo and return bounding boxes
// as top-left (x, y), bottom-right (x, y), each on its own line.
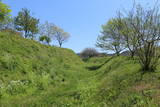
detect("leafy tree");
top-left (115, 17), bottom-right (138, 58)
top-left (96, 19), bottom-right (125, 56)
top-left (14, 8), bottom-right (39, 39)
top-left (39, 35), bottom-right (51, 45)
top-left (0, 1), bottom-right (11, 22)
top-left (53, 26), bottom-right (70, 47)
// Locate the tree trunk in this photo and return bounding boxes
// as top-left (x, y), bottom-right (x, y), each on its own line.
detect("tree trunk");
top-left (130, 51), bottom-right (135, 58)
top-left (24, 31), bottom-right (27, 38)
top-left (59, 43), bottom-right (62, 48)
top-left (116, 52), bottom-right (120, 56)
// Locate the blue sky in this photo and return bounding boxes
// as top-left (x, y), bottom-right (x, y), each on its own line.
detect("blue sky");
top-left (3, 0), bottom-right (156, 53)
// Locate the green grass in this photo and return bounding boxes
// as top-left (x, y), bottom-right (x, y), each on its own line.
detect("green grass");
top-left (0, 32), bottom-right (160, 106)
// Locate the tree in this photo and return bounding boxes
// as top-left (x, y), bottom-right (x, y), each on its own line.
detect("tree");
top-left (80, 48), bottom-right (98, 59)
top-left (53, 26), bottom-right (70, 47)
top-left (119, 3), bottom-right (160, 72)
top-left (14, 8), bottom-right (39, 39)
top-left (0, 1), bottom-right (11, 22)
top-left (39, 21), bottom-right (55, 45)
top-left (96, 19), bottom-right (125, 56)
top-left (39, 35), bottom-right (51, 45)
top-left (116, 17), bottom-right (138, 58)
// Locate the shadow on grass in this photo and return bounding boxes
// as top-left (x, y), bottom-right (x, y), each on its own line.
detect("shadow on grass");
top-left (86, 57), bottom-right (114, 71)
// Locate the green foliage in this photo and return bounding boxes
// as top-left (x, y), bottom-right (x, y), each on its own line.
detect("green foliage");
top-left (96, 19), bottom-right (125, 56)
top-left (0, 53), bottom-right (19, 71)
top-left (0, 2), bottom-right (11, 22)
top-left (39, 35), bottom-right (51, 45)
top-left (14, 8), bottom-right (39, 39)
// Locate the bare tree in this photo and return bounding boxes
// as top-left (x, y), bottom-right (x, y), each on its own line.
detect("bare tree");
top-left (53, 26), bottom-right (70, 47)
top-left (116, 15), bottom-right (138, 58)
top-left (121, 3), bottom-right (160, 72)
top-left (80, 48), bottom-right (98, 59)
top-left (39, 21), bottom-right (55, 45)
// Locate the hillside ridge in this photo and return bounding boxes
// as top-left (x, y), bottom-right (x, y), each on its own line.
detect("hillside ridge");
top-left (0, 32), bottom-right (160, 106)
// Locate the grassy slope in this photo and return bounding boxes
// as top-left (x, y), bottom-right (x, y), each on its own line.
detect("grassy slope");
top-left (0, 32), bottom-right (160, 107)
top-left (85, 57), bottom-right (160, 107)
top-left (0, 32), bottom-right (87, 106)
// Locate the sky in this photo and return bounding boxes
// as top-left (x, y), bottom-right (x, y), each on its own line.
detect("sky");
top-left (3, 0), bottom-right (157, 53)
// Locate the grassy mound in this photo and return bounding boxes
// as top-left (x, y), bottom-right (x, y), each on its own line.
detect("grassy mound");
top-left (84, 57), bottom-right (160, 107)
top-left (0, 32), bottom-right (160, 107)
top-left (0, 32), bottom-right (86, 106)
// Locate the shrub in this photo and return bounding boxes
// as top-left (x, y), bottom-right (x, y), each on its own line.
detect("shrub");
top-left (79, 48), bottom-right (98, 59)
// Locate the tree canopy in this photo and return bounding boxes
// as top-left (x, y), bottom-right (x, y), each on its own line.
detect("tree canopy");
top-left (14, 8), bottom-right (39, 39)
top-left (39, 35), bottom-right (51, 45)
top-left (0, 2), bottom-right (11, 22)
top-left (96, 19), bottom-right (125, 56)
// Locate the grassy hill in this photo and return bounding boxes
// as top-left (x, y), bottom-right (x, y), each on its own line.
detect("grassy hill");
top-left (0, 32), bottom-right (86, 106)
top-left (85, 57), bottom-right (160, 107)
top-left (0, 32), bottom-right (160, 107)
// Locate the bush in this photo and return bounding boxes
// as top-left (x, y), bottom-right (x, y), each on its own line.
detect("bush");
top-left (79, 48), bottom-right (98, 59)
